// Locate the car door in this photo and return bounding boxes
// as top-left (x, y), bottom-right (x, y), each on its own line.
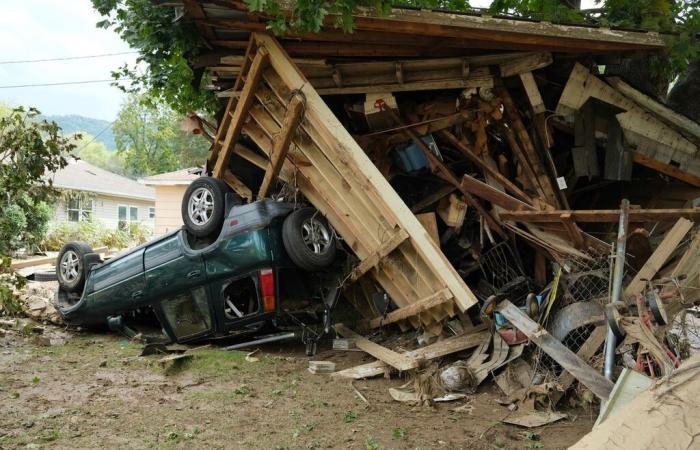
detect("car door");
top-left (144, 231), bottom-right (206, 298)
top-left (86, 248), bottom-right (146, 312)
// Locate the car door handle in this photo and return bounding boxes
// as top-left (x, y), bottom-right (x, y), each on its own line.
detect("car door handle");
top-left (187, 270), bottom-right (201, 279)
top-left (131, 290), bottom-right (143, 300)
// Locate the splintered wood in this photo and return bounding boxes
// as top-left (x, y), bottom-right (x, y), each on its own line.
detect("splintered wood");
top-left (213, 33), bottom-right (478, 332)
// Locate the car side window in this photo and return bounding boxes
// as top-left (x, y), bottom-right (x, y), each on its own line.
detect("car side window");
top-left (161, 287), bottom-right (212, 339)
top-left (222, 277), bottom-right (259, 320)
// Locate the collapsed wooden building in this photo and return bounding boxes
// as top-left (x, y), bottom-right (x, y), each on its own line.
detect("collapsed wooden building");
top-left (173, 1), bottom-right (700, 415)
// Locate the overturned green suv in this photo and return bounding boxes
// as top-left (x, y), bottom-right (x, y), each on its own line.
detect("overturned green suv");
top-left (54, 177), bottom-right (341, 351)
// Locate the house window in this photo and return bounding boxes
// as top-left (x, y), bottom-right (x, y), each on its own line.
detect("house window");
top-left (67, 197), bottom-right (94, 222)
top-left (118, 205), bottom-right (140, 229)
top-left (149, 207), bottom-right (155, 219)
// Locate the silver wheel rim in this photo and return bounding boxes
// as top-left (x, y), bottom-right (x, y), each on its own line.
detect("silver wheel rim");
top-left (301, 217), bottom-right (331, 255)
top-left (188, 186), bottom-right (214, 226)
top-left (60, 250), bottom-right (80, 283)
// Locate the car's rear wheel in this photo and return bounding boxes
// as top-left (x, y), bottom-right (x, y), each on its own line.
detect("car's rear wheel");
top-left (282, 208), bottom-right (336, 272)
top-left (182, 176), bottom-right (229, 238)
top-left (56, 241), bottom-right (93, 293)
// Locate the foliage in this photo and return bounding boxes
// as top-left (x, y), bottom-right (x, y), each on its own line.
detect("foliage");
top-left (488, 0), bottom-right (586, 22)
top-left (599, 0), bottom-right (700, 80)
top-left (91, 0), bottom-right (217, 115)
top-left (0, 106), bottom-right (72, 316)
top-left (0, 107), bottom-right (73, 255)
top-left (113, 93), bottom-right (210, 177)
top-left (41, 218), bottom-right (152, 251)
top-left (245, 0), bottom-right (470, 35)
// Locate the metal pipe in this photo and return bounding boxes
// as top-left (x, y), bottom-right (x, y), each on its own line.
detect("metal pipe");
top-left (604, 199), bottom-right (630, 380)
top-left (223, 331), bottom-right (297, 351)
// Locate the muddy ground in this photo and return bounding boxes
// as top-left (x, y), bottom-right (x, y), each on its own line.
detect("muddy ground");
top-left (0, 327), bottom-right (594, 449)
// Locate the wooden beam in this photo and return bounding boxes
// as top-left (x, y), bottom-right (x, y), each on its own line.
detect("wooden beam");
top-left (500, 208), bottom-right (700, 223)
top-left (518, 71), bottom-right (546, 114)
top-left (497, 300), bottom-right (614, 401)
top-left (560, 212), bottom-right (585, 249)
top-left (632, 153), bottom-right (700, 189)
top-left (334, 324), bottom-right (419, 371)
top-left (607, 77), bottom-right (700, 146)
top-left (460, 174), bottom-right (535, 212)
top-left (552, 325), bottom-right (606, 404)
top-left (438, 130), bottom-right (534, 205)
top-left (222, 169), bottom-right (253, 201)
top-left (332, 328), bottom-right (489, 379)
top-left (212, 46), bottom-right (270, 178)
top-left (257, 94), bottom-right (304, 198)
top-left (500, 52), bottom-right (553, 78)
top-left (500, 87), bottom-right (561, 208)
top-left (624, 218), bottom-right (693, 299)
top-left (349, 229), bottom-right (410, 282)
top-left (367, 288), bottom-right (453, 328)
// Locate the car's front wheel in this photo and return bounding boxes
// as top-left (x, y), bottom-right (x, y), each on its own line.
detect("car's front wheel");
top-left (56, 241), bottom-right (93, 293)
top-left (282, 208), bottom-right (336, 272)
top-left (182, 176), bottom-right (230, 238)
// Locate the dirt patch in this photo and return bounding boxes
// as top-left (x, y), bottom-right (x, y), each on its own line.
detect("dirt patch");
top-left (0, 329), bottom-right (594, 449)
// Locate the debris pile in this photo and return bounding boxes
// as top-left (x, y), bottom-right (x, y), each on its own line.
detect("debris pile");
top-left (88, 0), bottom-right (700, 429)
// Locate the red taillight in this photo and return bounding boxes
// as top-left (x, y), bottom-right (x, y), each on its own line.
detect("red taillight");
top-left (259, 268), bottom-right (276, 312)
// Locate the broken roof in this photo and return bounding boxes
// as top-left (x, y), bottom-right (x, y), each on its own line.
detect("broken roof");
top-left (182, 1), bottom-right (666, 59)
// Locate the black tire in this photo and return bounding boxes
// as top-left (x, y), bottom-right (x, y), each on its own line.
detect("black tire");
top-left (33, 270), bottom-right (57, 282)
top-left (181, 176), bottom-right (229, 238)
top-left (56, 241), bottom-right (93, 293)
top-left (282, 208), bottom-right (336, 272)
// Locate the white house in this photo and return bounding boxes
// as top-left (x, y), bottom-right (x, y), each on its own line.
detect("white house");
top-left (139, 168), bottom-right (198, 236)
top-left (48, 159), bottom-right (155, 230)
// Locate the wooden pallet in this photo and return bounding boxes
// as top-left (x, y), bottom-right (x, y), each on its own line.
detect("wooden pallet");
top-left (206, 33), bottom-right (479, 329)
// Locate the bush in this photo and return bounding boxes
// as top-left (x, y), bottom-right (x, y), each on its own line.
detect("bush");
top-left (42, 219), bottom-right (152, 251)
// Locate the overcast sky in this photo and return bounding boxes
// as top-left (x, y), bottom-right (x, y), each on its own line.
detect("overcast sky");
top-left (0, 0), bottom-right (136, 121)
top-left (0, 0), bottom-right (599, 121)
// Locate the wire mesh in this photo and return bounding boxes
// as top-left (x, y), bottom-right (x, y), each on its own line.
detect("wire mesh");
top-left (479, 242), bottom-right (526, 291)
top-left (558, 254), bottom-right (611, 307)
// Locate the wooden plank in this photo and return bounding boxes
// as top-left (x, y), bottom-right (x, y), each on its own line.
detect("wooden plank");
top-left (623, 218), bottom-right (693, 298)
top-left (222, 170), bottom-right (253, 200)
top-left (438, 130), bottom-right (534, 205)
top-left (349, 229), bottom-right (409, 282)
top-left (497, 300), bottom-right (614, 401)
top-left (632, 153), bottom-right (700, 189)
top-left (410, 185), bottom-right (456, 213)
top-left (499, 208), bottom-right (700, 223)
top-left (334, 324), bottom-right (419, 371)
top-left (332, 328), bottom-right (490, 379)
top-left (460, 174), bottom-right (536, 212)
top-left (212, 47), bottom-right (270, 178)
top-left (560, 212), bottom-right (585, 249)
top-left (367, 288), bottom-right (453, 328)
top-left (607, 77), bottom-right (700, 145)
top-left (257, 94), bottom-right (304, 198)
top-left (500, 52), bottom-right (553, 78)
top-left (552, 325), bottom-right (607, 404)
top-left (331, 360), bottom-right (389, 379)
top-left (518, 71), bottom-right (545, 114)
top-left (416, 213), bottom-right (439, 245)
top-left (500, 87), bottom-right (561, 208)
